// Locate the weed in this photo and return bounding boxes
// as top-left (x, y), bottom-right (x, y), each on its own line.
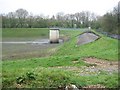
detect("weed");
top-left (26, 72), bottom-right (36, 80)
top-left (16, 75), bottom-right (26, 84)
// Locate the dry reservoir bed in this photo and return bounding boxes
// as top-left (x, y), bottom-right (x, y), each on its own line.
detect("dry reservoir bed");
top-left (2, 39), bottom-right (62, 60)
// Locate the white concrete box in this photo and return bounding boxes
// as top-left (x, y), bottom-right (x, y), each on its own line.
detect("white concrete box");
top-left (49, 28), bottom-right (59, 43)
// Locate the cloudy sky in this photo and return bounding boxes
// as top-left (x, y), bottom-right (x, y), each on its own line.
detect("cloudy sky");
top-left (0, 0), bottom-right (119, 16)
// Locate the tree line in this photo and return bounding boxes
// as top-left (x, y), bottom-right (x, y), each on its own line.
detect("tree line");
top-left (1, 8), bottom-right (100, 28)
top-left (1, 4), bottom-right (119, 34)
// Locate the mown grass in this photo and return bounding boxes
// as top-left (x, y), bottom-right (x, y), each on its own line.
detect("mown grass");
top-left (2, 28), bottom-right (49, 41)
top-left (2, 28), bottom-right (119, 88)
top-left (2, 28), bottom-right (49, 38)
top-left (55, 34), bottom-right (118, 61)
top-left (3, 56), bottom-right (87, 70)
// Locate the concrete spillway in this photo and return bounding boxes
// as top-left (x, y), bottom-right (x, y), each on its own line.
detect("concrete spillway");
top-left (77, 31), bottom-right (100, 45)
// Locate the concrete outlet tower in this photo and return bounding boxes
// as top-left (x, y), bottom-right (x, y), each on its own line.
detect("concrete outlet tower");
top-left (49, 28), bottom-right (59, 43)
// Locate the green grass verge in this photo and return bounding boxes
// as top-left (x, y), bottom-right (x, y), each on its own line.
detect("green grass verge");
top-left (2, 67), bottom-right (118, 88)
top-left (2, 28), bottom-right (119, 88)
top-left (55, 30), bottom-right (118, 61)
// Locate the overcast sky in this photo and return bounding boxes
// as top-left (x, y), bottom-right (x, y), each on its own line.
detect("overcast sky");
top-left (0, 0), bottom-right (119, 16)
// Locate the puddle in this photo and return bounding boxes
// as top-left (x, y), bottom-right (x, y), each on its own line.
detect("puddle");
top-left (1, 39), bottom-right (63, 45)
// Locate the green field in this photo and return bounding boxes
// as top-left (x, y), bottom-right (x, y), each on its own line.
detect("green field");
top-left (2, 28), bottom-right (49, 41)
top-left (2, 28), bottom-right (119, 88)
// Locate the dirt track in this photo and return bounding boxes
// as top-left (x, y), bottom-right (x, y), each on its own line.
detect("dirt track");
top-left (82, 57), bottom-right (118, 75)
top-left (50, 57), bottom-right (118, 76)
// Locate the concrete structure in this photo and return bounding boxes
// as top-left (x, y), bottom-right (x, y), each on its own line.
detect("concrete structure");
top-left (77, 31), bottom-right (100, 45)
top-left (49, 28), bottom-right (59, 43)
top-left (88, 27), bottom-right (91, 30)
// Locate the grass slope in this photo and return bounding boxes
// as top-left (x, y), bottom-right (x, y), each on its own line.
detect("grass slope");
top-left (2, 28), bottom-right (49, 41)
top-left (2, 28), bottom-right (119, 88)
top-left (55, 33), bottom-right (118, 61)
top-left (2, 28), bottom-right (49, 38)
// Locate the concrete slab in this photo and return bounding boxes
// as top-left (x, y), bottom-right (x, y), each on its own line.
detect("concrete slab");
top-left (77, 32), bottom-right (100, 45)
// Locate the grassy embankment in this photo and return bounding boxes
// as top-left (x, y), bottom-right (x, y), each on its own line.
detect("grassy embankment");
top-left (2, 28), bottom-right (119, 88)
top-left (2, 28), bottom-right (49, 41)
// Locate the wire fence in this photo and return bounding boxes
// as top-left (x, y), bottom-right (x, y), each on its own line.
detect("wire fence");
top-left (56, 27), bottom-right (120, 40)
top-left (96, 29), bottom-right (120, 40)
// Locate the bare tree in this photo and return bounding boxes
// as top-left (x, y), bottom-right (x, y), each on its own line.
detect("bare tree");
top-left (27, 13), bottom-right (34, 28)
top-left (7, 12), bottom-right (17, 28)
top-left (16, 8), bottom-right (28, 28)
top-left (56, 12), bottom-right (65, 27)
top-left (74, 13), bottom-right (81, 28)
top-left (69, 14), bottom-right (75, 28)
top-left (85, 11), bottom-right (90, 27)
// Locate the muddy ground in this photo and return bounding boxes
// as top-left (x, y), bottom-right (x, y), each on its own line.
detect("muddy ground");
top-left (2, 39), bottom-right (61, 60)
